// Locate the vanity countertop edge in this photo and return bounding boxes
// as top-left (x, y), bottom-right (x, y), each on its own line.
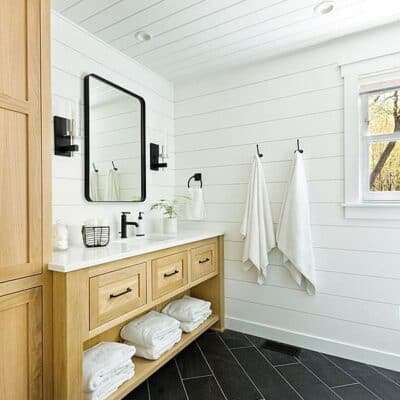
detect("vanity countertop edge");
top-left (49, 230), bottom-right (224, 273)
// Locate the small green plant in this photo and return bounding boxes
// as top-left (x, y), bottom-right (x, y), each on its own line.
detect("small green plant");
top-left (150, 197), bottom-right (188, 218)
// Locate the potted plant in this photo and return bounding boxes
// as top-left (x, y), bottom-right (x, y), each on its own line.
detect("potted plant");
top-left (150, 199), bottom-right (181, 235)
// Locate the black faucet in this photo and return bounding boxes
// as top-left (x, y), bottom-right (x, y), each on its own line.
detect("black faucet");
top-left (120, 212), bottom-right (138, 239)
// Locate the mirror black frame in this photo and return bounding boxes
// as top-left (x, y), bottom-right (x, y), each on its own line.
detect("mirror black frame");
top-left (84, 73), bottom-right (146, 202)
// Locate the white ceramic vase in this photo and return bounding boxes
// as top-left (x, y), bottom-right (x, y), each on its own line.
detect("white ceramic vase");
top-left (163, 217), bottom-right (178, 236)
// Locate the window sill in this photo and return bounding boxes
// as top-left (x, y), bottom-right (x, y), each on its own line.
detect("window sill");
top-left (343, 202), bottom-right (400, 219)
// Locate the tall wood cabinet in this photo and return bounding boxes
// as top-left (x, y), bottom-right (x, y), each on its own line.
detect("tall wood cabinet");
top-left (0, 0), bottom-right (51, 399)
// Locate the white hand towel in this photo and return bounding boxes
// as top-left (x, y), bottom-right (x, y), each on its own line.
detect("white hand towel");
top-left (180, 310), bottom-right (212, 333)
top-left (105, 169), bottom-right (120, 201)
top-left (85, 362), bottom-right (135, 400)
top-left (161, 295), bottom-right (211, 322)
top-left (83, 342), bottom-right (136, 392)
top-left (90, 172), bottom-right (100, 201)
top-left (276, 152), bottom-right (317, 295)
top-left (186, 187), bottom-right (206, 220)
top-left (240, 155), bottom-right (276, 284)
top-left (126, 329), bottom-right (182, 360)
top-left (120, 311), bottom-right (180, 348)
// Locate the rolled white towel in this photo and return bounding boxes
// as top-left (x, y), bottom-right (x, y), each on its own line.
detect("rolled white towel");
top-left (83, 342), bottom-right (136, 392)
top-left (85, 362), bottom-right (135, 400)
top-left (161, 296), bottom-right (211, 322)
top-left (126, 329), bottom-right (182, 360)
top-left (180, 310), bottom-right (212, 333)
top-left (120, 311), bottom-right (180, 348)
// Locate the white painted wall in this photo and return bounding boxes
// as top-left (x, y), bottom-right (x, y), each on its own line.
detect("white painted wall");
top-left (51, 11), bottom-right (175, 240)
top-left (175, 23), bottom-right (400, 370)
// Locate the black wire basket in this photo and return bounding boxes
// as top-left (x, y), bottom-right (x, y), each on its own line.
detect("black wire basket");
top-left (81, 226), bottom-right (110, 248)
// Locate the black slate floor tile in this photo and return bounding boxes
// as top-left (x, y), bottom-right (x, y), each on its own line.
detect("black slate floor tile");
top-left (218, 329), bottom-right (252, 348)
top-left (277, 363), bottom-right (339, 400)
top-left (326, 355), bottom-right (400, 400)
top-left (123, 382), bottom-right (149, 400)
top-left (176, 342), bottom-right (211, 379)
top-left (184, 376), bottom-right (226, 400)
top-left (197, 333), bottom-right (262, 400)
top-left (246, 334), bottom-right (298, 366)
top-left (333, 383), bottom-right (378, 400)
top-left (148, 360), bottom-right (187, 400)
top-left (373, 366), bottom-right (400, 385)
top-left (298, 349), bottom-right (356, 387)
top-left (233, 346), bottom-right (301, 400)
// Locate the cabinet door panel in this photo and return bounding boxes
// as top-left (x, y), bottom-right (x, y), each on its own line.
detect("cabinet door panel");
top-left (0, 287), bottom-right (42, 400)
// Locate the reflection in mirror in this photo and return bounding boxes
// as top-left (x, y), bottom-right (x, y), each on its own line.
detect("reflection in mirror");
top-left (84, 74), bottom-right (146, 202)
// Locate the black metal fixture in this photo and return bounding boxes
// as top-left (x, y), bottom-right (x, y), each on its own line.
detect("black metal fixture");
top-left (294, 139), bottom-right (304, 154)
top-left (150, 143), bottom-right (168, 170)
top-left (187, 173), bottom-right (203, 188)
top-left (112, 161), bottom-right (118, 171)
top-left (53, 116), bottom-right (79, 157)
top-left (92, 163), bottom-right (99, 173)
top-left (256, 144), bottom-right (263, 158)
top-left (120, 212), bottom-right (139, 239)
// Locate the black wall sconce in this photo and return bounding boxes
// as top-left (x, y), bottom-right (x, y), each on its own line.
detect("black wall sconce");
top-left (54, 115), bottom-right (79, 157)
top-left (150, 142), bottom-right (168, 170)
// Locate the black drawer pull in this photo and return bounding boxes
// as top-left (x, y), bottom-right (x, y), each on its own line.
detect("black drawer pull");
top-left (109, 287), bottom-right (132, 299)
top-left (199, 258), bottom-right (210, 264)
top-left (164, 269), bottom-right (179, 278)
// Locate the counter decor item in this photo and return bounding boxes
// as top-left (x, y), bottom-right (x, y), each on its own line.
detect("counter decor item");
top-left (81, 225), bottom-right (110, 248)
top-left (53, 221), bottom-right (69, 251)
top-left (150, 198), bottom-right (186, 236)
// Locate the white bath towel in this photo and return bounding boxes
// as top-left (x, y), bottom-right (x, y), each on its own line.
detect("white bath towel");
top-left (240, 155), bottom-right (276, 284)
top-left (85, 362), bottom-right (135, 400)
top-left (161, 295), bottom-right (211, 322)
top-left (120, 311), bottom-right (180, 348)
top-left (83, 342), bottom-right (136, 392)
top-left (126, 329), bottom-right (182, 360)
top-left (105, 169), bottom-right (120, 201)
top-left (90, 172), bottom-right (100, 201)
top-left (180, 310), bottom-right (212, 333)
top-left (186, 187), bottom-right (206, 220)
top-left (276, 152), bottom-right (317, 295)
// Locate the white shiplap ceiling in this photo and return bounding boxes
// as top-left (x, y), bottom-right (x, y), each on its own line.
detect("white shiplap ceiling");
top-left (52, 0), bottom-right (400, 82)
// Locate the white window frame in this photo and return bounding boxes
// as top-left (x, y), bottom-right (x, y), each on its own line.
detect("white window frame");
top-left (360, 88), bottom-right (400, 202)
top-left (341, 53), bottom-right (400, 219)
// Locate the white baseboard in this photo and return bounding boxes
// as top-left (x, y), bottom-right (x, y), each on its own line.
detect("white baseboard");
top-left (226, 316), bottom-right (400, 372)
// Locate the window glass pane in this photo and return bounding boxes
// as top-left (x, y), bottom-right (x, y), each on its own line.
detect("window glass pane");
top-left (369, 140), bottom-right (400, 191)
top-left (368, 89), bottom-right (400, 135)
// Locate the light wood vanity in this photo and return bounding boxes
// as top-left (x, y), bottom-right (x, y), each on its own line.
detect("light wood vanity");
top-left (51, 233), bottom-right (224, 400)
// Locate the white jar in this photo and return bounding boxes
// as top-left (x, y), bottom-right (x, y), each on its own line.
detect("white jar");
top-left (163, 217), bottom-right (177, 236)
top-left (52, 221), bottom-right (69, 251)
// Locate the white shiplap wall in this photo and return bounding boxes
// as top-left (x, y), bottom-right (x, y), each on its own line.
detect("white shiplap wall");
top-left (51, 11), bottom-right (175, 240)
top-left (175, 24), bottom-right (400, 370)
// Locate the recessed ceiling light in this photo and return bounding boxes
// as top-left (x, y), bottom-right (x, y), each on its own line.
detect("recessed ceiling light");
top-left (314, 1), bottom-right (335, 15)
top-left (134, 31), bottom-right (152, 42)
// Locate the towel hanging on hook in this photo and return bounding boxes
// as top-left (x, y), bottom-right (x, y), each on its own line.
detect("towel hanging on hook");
top-left (294, 139), bottom-right (304, 154)
top-left (256, 144), bottom-right (263, 158)
top-left (112, 161), bottom-right (118, 171)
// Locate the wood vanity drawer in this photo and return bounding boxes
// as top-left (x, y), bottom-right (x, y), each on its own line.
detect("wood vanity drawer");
top-left (151, 251), bottom-right (188, 300)
top-left (190, 241), bottom-right (217, 282)
top-left (89, 263), bottom-right (147, 329)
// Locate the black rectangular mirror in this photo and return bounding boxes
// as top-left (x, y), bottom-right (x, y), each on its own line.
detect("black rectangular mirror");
top-left (84, 74), bottom-right (146, 202)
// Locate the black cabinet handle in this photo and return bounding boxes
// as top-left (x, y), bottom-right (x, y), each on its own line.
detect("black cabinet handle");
top-left (199, 258), bottom-right (210, 264)
top-left (164, 270), bottom-right (179, 278)
top-left (109, 287), bottom-right (132, 299)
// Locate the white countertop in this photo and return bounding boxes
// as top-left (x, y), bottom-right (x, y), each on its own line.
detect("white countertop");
top-left (49, 230), bottom-right (224, 273)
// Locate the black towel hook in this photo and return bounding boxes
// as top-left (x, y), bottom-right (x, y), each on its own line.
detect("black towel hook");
top-left (294, 139), bottom-right (304, 154)
top-left (256, 144), bottom-right (263, 158)
top-left (112, 161), bottom-right (118, 171)
top-left (92, 162), bottom-right (99, 172)
top-left (187, 173), bottom-right (203, 188)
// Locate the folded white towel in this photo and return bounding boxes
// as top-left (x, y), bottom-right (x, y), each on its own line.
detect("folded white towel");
top-left (186, 187), bottom-right (206, 220)
top-left (161, 296), bottom-right (211, 322)
top-left (180, 310), bottom-right (212, 333)
top-left (276, 152), bottom-right (317, 295)
top-left (85, 362), bottom-right (135, 400)
top-left (83, 342), bottom-right (136, 392)
top-left (120, 311), bottom-right (180, 348)
top-left (126, 329), bottom-right (182, 360)
top-left (240, 155), bottom-right (276, 285)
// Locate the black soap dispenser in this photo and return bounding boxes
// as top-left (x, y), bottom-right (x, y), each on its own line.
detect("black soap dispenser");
top-left (136, 212), bottom-right (145, 237)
